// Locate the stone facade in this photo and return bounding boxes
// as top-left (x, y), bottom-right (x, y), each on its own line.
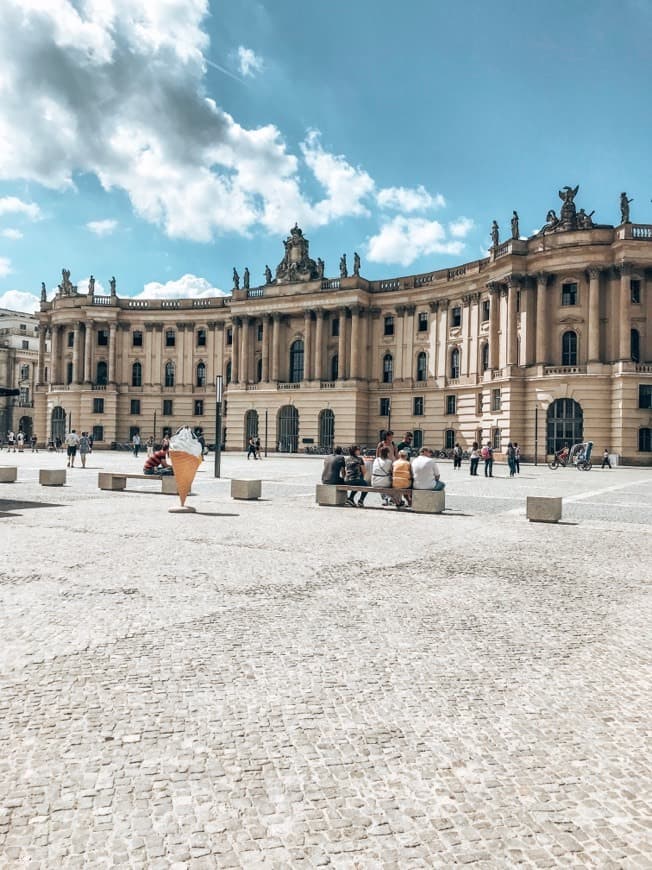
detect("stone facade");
top-left (33, 213), bottom-right (652, 464)
top-left (0, 308), bottom-right (41, 441)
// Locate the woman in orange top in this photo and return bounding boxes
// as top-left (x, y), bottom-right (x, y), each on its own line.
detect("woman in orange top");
top-left (392, 449), bottom-right (413, 507)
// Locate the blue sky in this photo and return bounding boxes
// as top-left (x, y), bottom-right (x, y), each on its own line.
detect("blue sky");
top-left (0, 0), bottom-right (650, 311)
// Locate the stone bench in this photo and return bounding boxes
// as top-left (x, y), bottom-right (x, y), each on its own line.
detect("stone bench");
top-left (98, 472), bottom-right (178, 495)
top-left (40, 469), bottom-right (66, 486)
top-left (317, 484), bottom-right (445, 514)
top-left (526, 496), bottom-right (562, 523)
top-left (231, 479), bottom-right (261, 500)
top-left (0, 466), bottom-right (17, 483)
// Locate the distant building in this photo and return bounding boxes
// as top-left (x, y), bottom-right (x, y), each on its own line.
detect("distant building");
top-left (34, 194), bottom-right (652, 463)
top-left (0, 308), bottom-right (40, 440)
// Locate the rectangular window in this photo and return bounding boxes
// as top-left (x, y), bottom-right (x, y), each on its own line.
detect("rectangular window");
top-left (445, 429), bottom-right (455, 450)
top-left (631, 279), bottom-right (641, 304)
top-left (196, 328), bottom-right (206, 347)
top-left (97, 329), bottom-right (108, 346)
top-left (492, 428), bottom-right (501, 450)
top-left (20, 364), bottom-right (30, 381)
top-left (22, 340), bottom-right (29, 350)
top-left (451, 306), bottom-right (462, 327)
top-left (418, 312), bottom-right (428, 332)
top-left (226, 328), bottom-right (233, 345)
top-left (130, 399), bottom-right (141, 415)
top-left (491, 388), bottom-right (501, 412)
top-left (66, 362), bottom-right (73, 384)
top-left (163, 399), bottom-right (173, 416)
top-left (19, 387), bottom-right (29, 404)
top-left (332, 317), bottom-right (340, 337)
top-left (639, 385), bottom-right (652, 409)
top-left (477, 392), bottom-right (483, 415)
top-left (92, 425), bottom-right (104, 442)
top-left (93, 397), bottom-right (104, 414)
top-left (19, 323), bottom-right (26, 332)
top-left (561, 282), bottom-right (578, 306)
top-left (482, 300), bottom-right (490, 322)
top-left (194, 399), bottom-right (204, 416)
top-left (165, 330), bottom-right (175, 347)
top-left (379, 397), bottom-right (390, 416)
top-left (516, 290), bottom-right (521, 313)
top-left (132, 330), bottom-right (143, 347)
top-left (384, 315), bottom-right (394, 336)
top-left (67, 331), bottom-right (74, 348)
top-left (446, 394), bottom-right (456, 415)
top-left (413, 396), bottom-right (424, 416)
top-left (257, 323), bottom-right (263, 341)
top-left (412, 429), bottom-right (423, 449)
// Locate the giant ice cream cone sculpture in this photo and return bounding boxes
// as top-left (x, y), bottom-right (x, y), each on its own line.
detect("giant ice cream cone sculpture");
top-left (168, 427), bottom-right (203, 511)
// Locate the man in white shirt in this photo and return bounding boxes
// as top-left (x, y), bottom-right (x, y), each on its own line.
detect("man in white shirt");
top-left (64, 429), bottom-right (80, 467)
top-left (411, 447), bottom-right (446, 491)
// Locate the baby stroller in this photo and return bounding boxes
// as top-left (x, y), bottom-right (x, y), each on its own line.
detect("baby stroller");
top-left (573, 441), bottom-right (593, 471)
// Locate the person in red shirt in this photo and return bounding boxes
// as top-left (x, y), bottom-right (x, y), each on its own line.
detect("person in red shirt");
top-left (143, 449), bottom-right (173, 475)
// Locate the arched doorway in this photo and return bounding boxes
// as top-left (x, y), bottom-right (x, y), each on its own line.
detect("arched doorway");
top-left (18, 416), bottom-right (32, 440)
top-left (277, 405), bottom-right (299, 453)
top-left (547, 398), bottom-right (583, 455)
top-left (51, 406), bottom-right (66, 442)
top-left (245, 409), bottom-right (259, 447)
top-left (318, 409), bottom-right (335, 450)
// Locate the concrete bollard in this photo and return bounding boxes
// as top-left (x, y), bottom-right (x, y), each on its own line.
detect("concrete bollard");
top-left (526, 496), bottom-right (562, 523)
top-left (231, 479), bottom-right (262, 500)
top-left (39, 469), bottom-right (66, 487)
top-left (0, 466), bottom-right (17, 483)
top-left (411, 489), bottom-right (446, 514)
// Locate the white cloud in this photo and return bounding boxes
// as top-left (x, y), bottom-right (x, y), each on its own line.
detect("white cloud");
top-left (0, 256), bottom-right (12, 277)
top-left (0, 289), bottom-right (39, 312)
top-left (0, 196), bottom-right (41, 220)
top-left (377, 185), bottom-right (445, 212)
top-left (138, 273), bottom-right (227, 300)
top-left (237, 46), bottom-right (263, 78)
top-left (1, 228), bottom-right (23, 240)
top-left (448, 217), bottom-right (474, 238)
top-left (367, 217), bottom-right (466, 267)
top-left (86, 219), bottom-right (118, 236)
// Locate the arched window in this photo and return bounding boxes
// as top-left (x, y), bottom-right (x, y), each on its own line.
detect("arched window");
top-left (225, 361), bottom-right (232, 384)
top-left (450, 348), bottom-right (460, 379)
top-left (132, 361), bottom-right (142, 387)
top-left (245, 409), bottom-right (259, 445)
top-left (382, 353), bottom-right (393, 384)
top-left (481, 343), bottom-right (489, 372)
top-left (416, 351), bottom-right (427, 382)
top-left (318, 409), bottom-right (335, 450)
top-left (164, 361), bottom-right (175, 387)
top-left (196, 361), bottom-right (206, 387)
top-left (331, 354), bottom-right (339, 381)
top-left (631, 328), bottom-right (640, 363)
top-left (639, 427), bottom-right (652, 452)
top-left (96, 361), bottom-right (107, 385)
top-left (277, 405), bottom-right (299, 453)
top-left (561, 331), bottom-right (577, 366)
top-left (289, 339), bottom-right (304, 383)
top-left (547, 398), bottom-right (583, 455)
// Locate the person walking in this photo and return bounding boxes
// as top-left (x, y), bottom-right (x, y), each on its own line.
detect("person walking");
top-left (246, 436), bottom-right (257, 460)
top-left (16, 431), bottom-right (25, 452)
top-left (65, 429), bottom-right (80, 467)
top-left (132, 432), bottom-right (141, 457)
top-left (514, 442), bottom-right (521, 474)
top-left (452, 442), bottom-right (463, 470)
top-left (469, 441), bottom-right (480, 476)
top-left (482, 442), bottom-right (494, 477)
top-left (255, 436), bottom-right (262, 459)
top-left (396, 431), bottom-right (414, 458)
top-left (506, 442), bottom-right (516, 477)
top-left (31, 434), bottom-right (38, 453)
top-left (601, 448), bottom-right (611, 469)
top-left (79, 432), bottom-right (91, 468)
top-left (7, 430), bottom-right (15, 452)
top-left (146, 436), bottom-right (154, 457)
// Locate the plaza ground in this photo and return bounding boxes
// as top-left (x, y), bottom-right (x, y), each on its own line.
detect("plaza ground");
top-left (0, 450), bottom-right (650, 868)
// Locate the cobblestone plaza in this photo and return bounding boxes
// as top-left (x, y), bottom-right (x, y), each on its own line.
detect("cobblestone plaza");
top-left (0, 453), bottom-right (650, 868)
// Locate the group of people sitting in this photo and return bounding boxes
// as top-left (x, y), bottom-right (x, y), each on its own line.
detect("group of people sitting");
top-left (321, 430), bottom-right (445, 508)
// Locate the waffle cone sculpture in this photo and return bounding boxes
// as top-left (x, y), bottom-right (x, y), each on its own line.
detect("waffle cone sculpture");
top-left (170, 451), bottom-right (202, 507)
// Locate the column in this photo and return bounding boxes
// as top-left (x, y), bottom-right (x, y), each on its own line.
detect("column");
top-left (618, 262), bottom-right (631, 360)
top-left (176, 324), bottom-right (186, 386)
top-left (405, 305), bottom-right (415, 382)
top-left (72, 323), bottom-right (81, 384)
top-left (439, 300), bottom-right (449, 378)
top-left (240, 317), bottom-right (251, 383)
top-left (262, 316), bottom-right (271, 382)
top-left (50, 325), bottom-right (59, 384)
top-left (487, 284), bottom-right (500, 371)
top-left (357, 309), bottom-right (368, 380)
top-left (272, 313), bottom-right (281, 382)
top-left (535, 273), bottom-right (548, 365)
top-left (108, 322), bottom-right (117, 384)
top-left (231, 318), bottom-right (240, 384)
top-left (84, 321), bottom-right (93, 384)
top-left (304, 310), bottom-right (313, 381)
top-left (506, 277), bottom-right (519, 367)
top-left (337, 307), bottom-right (347, 380)
top-left (462, 295), bottom-right (473, 376)
top-left (429, 302), bottom-right (439, 378)
top-left (314, 309), bottom-right (324, 381)
top-left (153, 324), bottom-right (163, 387)
top-left (522, 284), bottom-right (536, 367)
top-left (349, 307), bottom-right (361, 379)
top-left (587, 266), bottom-right (601, 362)
top-left (144, 324), bottom-right (154, 386)
top-left (37, 326), bottom-right (46, 385)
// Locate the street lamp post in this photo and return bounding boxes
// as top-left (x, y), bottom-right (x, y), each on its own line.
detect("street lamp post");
top-left (264, 409), bottom-right (268, 457)
top-left (214, 375), bottom-right (224, 478)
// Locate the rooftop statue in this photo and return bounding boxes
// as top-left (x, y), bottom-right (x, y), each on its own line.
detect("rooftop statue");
top-left (110, 276), bottom-right (117, 295)
top-left (339, 254), bottom-right (348, 279)
top-left (511, 211), bottom-right (519, 240)
top-left (490, 221), bottom-right (499, 248)
top-left (559, 185), bottom-right (579, 229)
top-left (88, 275), bottom-right (95, 295)
top-left (577, 208), bottom-right (595, 229)
top-left (58, 268), bottom-right (77, 296)
top-left (317, 257), bottom-right (325, 279)
top-left (243, 267), bottom-right (250, 290)
top-left (40, 281), bottom-right (47, 303)
top-left (353, 251), bottom-right (361, 277)
top-left (232, 268), bottom-right (240, 290)
top-left (276, 223), bottom-right (319, 282)
top-left (264, 265), bottom-right (272, 285)
top-left (620, 192), bottom-right (633, 224)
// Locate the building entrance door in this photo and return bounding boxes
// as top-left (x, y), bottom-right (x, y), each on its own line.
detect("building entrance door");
top-left (245, 410), bottom-right (259, 447)
top-left (51, 406), bottom-right (66, 443)
top-left (277, 405), bottom-right (299, 453)
top-left (546, 398), bottom-right (583, 455)
top-left (318, 409), bottom-right (335, 450)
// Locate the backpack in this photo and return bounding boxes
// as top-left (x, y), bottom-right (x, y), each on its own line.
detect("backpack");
top-left (481, 446), bottom-right (490, 460)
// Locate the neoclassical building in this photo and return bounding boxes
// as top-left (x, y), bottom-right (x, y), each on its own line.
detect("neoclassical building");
top-left (34, 190), bottom-right (652, 463)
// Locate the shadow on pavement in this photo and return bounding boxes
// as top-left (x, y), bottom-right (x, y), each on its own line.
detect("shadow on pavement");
top-left (0, 499), bottom-right (62, 518)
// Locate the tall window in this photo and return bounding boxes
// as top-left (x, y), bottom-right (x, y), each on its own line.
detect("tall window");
top-left (256, 358), bottom-right (263, 382)
top-left (384, 315), bottom-right (394, 336)
top-left (226, 361), bottom-right (232, 384)
top-left (481, 343), bottom-right (489, 372)
top-left (445, 429), bottom-right (455, 449)
top-left (631, 279), bottom-right (641, 304)
top-left (130, 399), bottom-right (141, 415)
top-left (413, 396), bottom-right (424, 416)
top-left (194, 400), bottom-right (204, 416)
top-left (93, 397), bottom-right (104, 414)
top-left (67, 331), bottom-right (74, 348)
top-left (289, 339), bottom-right (304, 383)
top-left (412, 429), bottom-right (423, 449)
top-left (561, 330), bottom-right (577, 366)
top-left (196, 361), bottom-right (206, 387)
top-left (331, 317), bottom-right (339, 337)
top-left (163, 399), bottom-right (173, 415)
top-left (418, 312), bottom-right (428, 332)
top-left (639, 428), bottom-right (652, 452)
top-left (451, 306), bottom-right (462, 327)
top-left (318, 409), bottom-right (335, 450)
top-left (257, 322), bottom-right (263, 342)
top-left (19, 364), bottom-right (30, 381)
top-left (561, 282), bottom-right (578, 306)
top-left (477, 392), bottom-right (483, 414)
top-left (92, 425), bottom-right (104, 442)
top-left (165, 329), bottom-right (175, 347)
top-left (446, 395), bottom-right (456, 415)
top-left (226, 328), bottom-right (233, 346)
top-left (379, 397), bottom-right (390, 417)
top-left (132, 330), bottom-right (143, 347)
top-left (164, 361), bottom-right (175, 387)
top-left (450, 348), bottom-right (460, 379)
top-left (492, 428), bottom-right (501, 450)
top-left (382, 353), bottom-right (393, 383)
top-left (132, 361), bottom-right (142, 387)
top-left (639, 385), bottom-right (652, 408)
top-left (96, 361), bottom-right (107, 385)
top-left (331, 354), bottom-right (339, 381)
top-left (492, 388), bottom-right (501, 411)
top-left (97, 328), bottom-right (108, 346)
top-left (66, 362), bottom-right (73, 384)
top-left (196, 328), bottom-right (206, 347)
top-left (482, 299), bottom-right (490, 322)
top-left (631, 329), bottom-right (640, 363)
top-left (416, 351), bottom-right (427, 382)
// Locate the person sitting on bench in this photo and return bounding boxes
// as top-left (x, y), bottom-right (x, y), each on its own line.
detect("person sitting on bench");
top-left (143, 448), bottom-right (173, 476)
top-left (392, 449), bottom-right (413, 507)
top-left (412, 447), bottom-right (446, 491)
top-left (344, 445), bottom-right (368, 507)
